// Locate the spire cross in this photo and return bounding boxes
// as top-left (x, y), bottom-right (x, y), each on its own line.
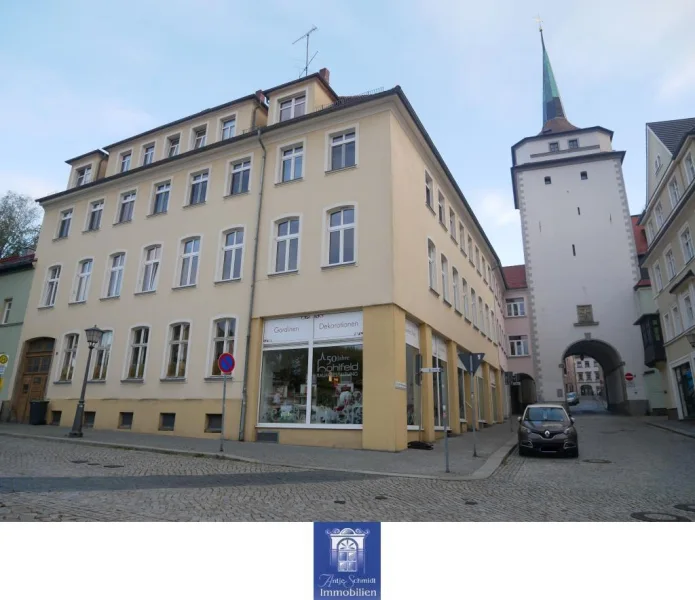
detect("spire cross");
top-left (534, 15), bottom-right (543, 32)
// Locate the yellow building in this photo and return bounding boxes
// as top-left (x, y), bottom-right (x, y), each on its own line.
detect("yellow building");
top-left (10, 69), bottom-right (510, 450)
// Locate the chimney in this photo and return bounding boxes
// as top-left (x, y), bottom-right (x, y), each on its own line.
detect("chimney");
top-left (255, 89), bottom-right (268, 106)
top-left (319, 68), bottom-right (330, 84)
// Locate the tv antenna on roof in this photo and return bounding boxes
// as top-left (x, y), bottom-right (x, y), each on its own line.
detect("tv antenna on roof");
top-left (293, 25), bottom-right (318, 78)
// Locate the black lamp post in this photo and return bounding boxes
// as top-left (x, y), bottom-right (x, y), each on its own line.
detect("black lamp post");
top-left (68, 325), bottom-right (104, 438)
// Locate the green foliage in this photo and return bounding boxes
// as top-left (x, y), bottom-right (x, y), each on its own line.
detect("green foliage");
top-left (0, 191), bottom-right (42, 259)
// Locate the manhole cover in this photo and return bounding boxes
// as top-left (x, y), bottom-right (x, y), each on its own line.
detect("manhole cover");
top-left (582, 459), bottom-right (612, 464)
top-left (631, 512), bottom-right (690, 522)
top-left (465, 501), bottom-right (478, 506)
top-left (374, 495), bottom-right (387, 500)
top-left (103, 464), bottom-right (124, 469)
top-left (674, 504), bottom-right (695, 513)
top-left (334, 500), bottom-right (346, 505)
top-left (70, 460), bottom-right (88, 464)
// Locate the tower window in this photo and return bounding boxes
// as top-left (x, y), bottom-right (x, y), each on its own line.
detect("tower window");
top-left (569, 139), bottom-right (579, 149)
top-left (572, 244), bottom-right (576, 256)
top-left (549, 142), bottom-right (560, 152)
top-left (544, 176), bottom-right (552, 185)
top-left (580, 171), bottom-right (588, 180)
top-left (577, 207), bottom-right (581, 215)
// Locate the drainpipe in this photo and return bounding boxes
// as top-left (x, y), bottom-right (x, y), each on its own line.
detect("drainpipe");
top-left (238, 129), bottom-right (267, 441)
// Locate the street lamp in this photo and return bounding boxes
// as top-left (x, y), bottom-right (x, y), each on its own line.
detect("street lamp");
top-left (68, 325), bottom-right (104, 438)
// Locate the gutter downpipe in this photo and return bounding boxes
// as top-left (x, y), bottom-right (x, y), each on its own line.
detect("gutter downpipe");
top-left (238, 129), bottom-right (267, 441)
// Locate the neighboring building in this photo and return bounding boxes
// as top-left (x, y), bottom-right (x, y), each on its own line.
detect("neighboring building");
top-left (0, 251), bottom-right (36, 421)
top-left (562, 356), bottom-right (577, 394)
top-left (510, 28), bottom-right (647, 414)
top-left (638, 117), bottom-right (695, 420)
top-left (501, 264), bottom-right (536, 412)
top-left (15, 69), bottom-right (509, 450)
top-left (569, 356), bottom-right (603, 396)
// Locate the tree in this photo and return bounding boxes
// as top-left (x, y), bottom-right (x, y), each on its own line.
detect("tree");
top-left (0, 191), bottom-right (42, 258)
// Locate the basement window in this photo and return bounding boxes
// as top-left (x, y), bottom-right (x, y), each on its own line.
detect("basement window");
top-left (159, 412), bottom-right (176, 431)
top-left (544, 176), bottom-right (552, 185)
top-left (205, 414), bottom-right (222, 433)
top-left (50, 410), bottom-right (62, 426)
top-left (118, 412), bottom-right (133, 430)
top-left (84, 411), bottom-right (96, 429)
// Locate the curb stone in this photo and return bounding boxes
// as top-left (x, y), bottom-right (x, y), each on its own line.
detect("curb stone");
top-left (644, 421), bottom-right (695, 440)
top-left (0, 430), bottom-right (518, 482)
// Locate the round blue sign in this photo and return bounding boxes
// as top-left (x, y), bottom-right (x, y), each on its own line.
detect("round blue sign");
top-left (218, 353), bottom-right (235, 374)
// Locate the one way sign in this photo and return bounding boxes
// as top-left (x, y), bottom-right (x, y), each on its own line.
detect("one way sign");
top-left (458, 351), bottom-right (485, 374)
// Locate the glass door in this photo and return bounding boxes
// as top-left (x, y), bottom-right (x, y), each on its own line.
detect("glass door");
top-left (674, 362), bottom-right (695, 418)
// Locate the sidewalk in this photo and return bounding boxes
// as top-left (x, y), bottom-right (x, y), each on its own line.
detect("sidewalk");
top-left (0, 422), bottom-right (518, 481)
top-left (641, 416), bottom-right (695, 439)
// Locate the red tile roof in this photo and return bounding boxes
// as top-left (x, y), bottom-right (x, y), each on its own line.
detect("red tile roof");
top-left (632, 215), bottom-right (648, 255)
top-left (502, 264), bottom-right (527, 289)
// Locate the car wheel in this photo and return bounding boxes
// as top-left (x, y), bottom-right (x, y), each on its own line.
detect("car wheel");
top-left (518, 445), bottom-right (528, 457)
top-left (568, 447), bottom-right (579, 458)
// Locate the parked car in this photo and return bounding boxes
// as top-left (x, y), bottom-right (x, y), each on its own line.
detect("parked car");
top-left (566, 392), bottom-right (579, 406)
top-left (518, 403), bottom-right (579, 458)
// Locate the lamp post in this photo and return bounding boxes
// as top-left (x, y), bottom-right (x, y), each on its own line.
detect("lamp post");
top-left (68, 325), bottom-right (104, 438)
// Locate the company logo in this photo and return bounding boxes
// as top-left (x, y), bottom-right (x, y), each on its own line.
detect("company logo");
top-left (314, 522), bottom-right (381, 599)
top-left (544, 430), bottom-right (550, 438)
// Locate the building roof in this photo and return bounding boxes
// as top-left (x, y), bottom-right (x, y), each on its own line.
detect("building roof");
top-left (631, 215), bottom-right (648, 255)
top-left (262, 71), bottom-right (338, 101)
top-left (540, 29), bottom-right (577, 134)
top-left (502, 264), bottom-right (527, 289)
top-left (0, 252), bottom-right (35, 274)
top-left (65, 148), bottom-right (108, 165)
top-left (647, 117), bottom-right (695, 155)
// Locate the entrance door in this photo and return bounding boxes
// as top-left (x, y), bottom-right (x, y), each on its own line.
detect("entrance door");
top-left (14, 339), bottom-right (54, 423)
top-left (674, 362), bottom-right (695, 418)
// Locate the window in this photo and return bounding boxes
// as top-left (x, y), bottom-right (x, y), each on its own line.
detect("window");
top-left (330, 130), bottom-right (356, 170)
top-left (159, 413), bottom-right (176, 431)
top-left (106, 253), bottom-right (125, 298)
top-left (221, 229), bottom-right (244, 280)
top-left (449, 208), bottom-right (456, 235)
top-left (681, 228), bottom-right (694, 262)
top-left (140, 245), bottom-right (161, 292)
top-left (59, 334), bottom-right (79, 381)
top-left (482, 258), bottom-right (487, 282)
top-left (673, 305), bottom-right (684, 336)
top-left (230, 159), bottom-right (251, 195)
top-left (425, 172), bottom-right (433, 208)
top-left (452, 269), bottom-right (460, 311)
top-left (76, 165), bottom-right (92, 186)
top-left (441, 255), bottom-right (449, 302)
top-left (91, 330), bottom-right (112, 381)
top-left (467, 235), bottom-right (473, 259)
top-left (167, 135), bottom-right (180, 158)
top-left (584, 361), bottom-right (590, 368)
top-left (428, 240), bottom-right (437, 290)
top-left (274, 219), bottom-right (298, 273)
top-left (120, 152), bottom-right (131, 173)
top-left (327, 207), bottom-right (355, 265)
top-left (478, 297), bottom-right (483, 331)
top-left (655, 202), bottom-right (664, 227)
top-left (87, 200), bottom-right (103, 231)
top-left (647, 220), bottom-right (655, 243)
top-left (653, 263), bottom-right (663, 291)
top-left (509, 335), bottom-right (529, 356)
top-left (152, 182), bottom-right (170, 214)
top-left (663, 313), bottom-right (673, 340)
top-left (117, 191), bottom-right (136, 223)
top-left (459, 223), bottom-right (466, 254)
top-left (669, 178), bottom-right (680, 208)
top-left (205, 414), bottom-right (222, 433)
top-left (279, 94), bottom-right (305, 122)
top-left (655, 155), bottom-right (662, 175)
top-left (506, 297), bottom-right (525, 317)
top-left (73, 259), bottom-right (92, 302)
top-left (594, 371), bottom-right (600, 380)
top-left (280, 144), bottom-right (303, 182)
top-left (471, 289), bottom-right (478, 326)
top-left (221, 118), bottom-right (236, 140)
top-left (544, 176), bottom-right (552, 185)
top-left (484, 304), bottom-right (490, 335)
top-left (189, 171), bottom-right (208, 205)
top-left (2, 298), bottom-right (12, 324)
top-left (462, 279), bottom-right (469, 318)
top-left (210, 318), bottom-right (236, 376)
top-left (58, 209), bottom-right (72, 238)
top-left (193, 126), bottom-right (207, 149)
top-left (142, 144), bottom-right (155, 166)
top-left (568, 139), bottom-right (579, 149)
top-left (683, 294), bottom-right (694, 328)
top-left (118, 412), bottom-right (133, 429)
top-left (685, 152), bottom-right (695, 184)
top-left (127, 327), bottom-right (149, 379)
top-left (179, 238), bottom-right (200, 286)
top-left (578, 372), bottom-right (584, 381)
top-left (549, 142), bottom-right (559, 152)
top-left (166, 323), bottom-right (190, 378)
top-left (438, 192), bottom-right (445, 225)
top-left (580, 171), bottom-right (588, 180)
top-left (665, 249), bottom-right (677, 280)
top-left (43, 266), bottom-right (61, 307)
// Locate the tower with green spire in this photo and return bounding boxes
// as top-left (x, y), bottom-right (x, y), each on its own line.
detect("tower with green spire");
top-left (539, 26), bottom-right (577, 133)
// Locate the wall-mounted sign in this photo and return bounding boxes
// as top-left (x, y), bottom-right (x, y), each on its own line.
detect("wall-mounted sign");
top-left (263, 312), bottom-right (363, 345)
top-left (263, 316), bottom-right (313, 344)
top-left (313, 311), bottom-right (363, 340)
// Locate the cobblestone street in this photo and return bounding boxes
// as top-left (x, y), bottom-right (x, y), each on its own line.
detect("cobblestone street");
top-left (1, 414), bottom-right (694, 522)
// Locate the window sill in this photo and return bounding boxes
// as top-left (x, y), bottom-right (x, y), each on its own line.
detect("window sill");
top-left (506, 315), bottom-right (527, 319)
top-left (460, 248), bottom-right (466, 256)
top-left (275, 177), bottom-right (303, 187)
top-left (450, 234), bottom-right (458, 244)
top-left (443, 298), bottom-right (452, 307)
top-left (87, 379), bottom-right (106, 384)
top-left (172, 284), bottom-right (197, 291)
top-left (223, 191), bottom-right (250, 200)
top-left (183, 201), bottom-right (207, 210)
top-left (469, 259), bottom-right (475, 267)
top-left (113, 219), bottom-right (133, 227)
top-left (325, 164), bottom-right (357, 176)
top-left (426, 203), bottom-right (436, 216)
top-left (100, 295), bottom-right (120, 302)
top-left (321, 261), bottom-right (356, 271)
top-left (476, 269), bottom-right (482, 276)
top-left (204, 376), bottom-right (235, 382)
top-left (82, 228), bottom-right (100, 234)
top-left (68, 300), bottom-right (87, 306)
top-left (268, 270), bottom-right (299, 278)
top-left (439, 221), bottom-right (447, 232)
top-left (429, 287), bottom-right (440, 298)
top-left (160, 377), bottom-right (187, 383)
top-left (509, 354), bottom-right (530, 358)
top-left (53, 380), bottom-right (72, 385)
top-left (134, 290), bottom-right (157, 296)
top-left (147, 211), bottom-right (168, 219)
top-left (573, 321), bottom-right (600, 327)
top-left (38, 305), bottom-right (54, 310)
top-left (454, 308), bottom-right (463, 316)
top-left (214, 277), bottom-right (242, 286)
top-left (464, 316), bottom-right (471, 323)
top-left (53, 236), bottom-right (69, 242)
top-left (121, 378), bottom-right (144, 384)
top-left (472, 324), bottom-right (479, 330)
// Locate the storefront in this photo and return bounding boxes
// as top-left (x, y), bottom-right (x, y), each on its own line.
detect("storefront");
top-left (431, 335), bottom-right (448, 431)
top-left (672, 358), bottom-right (695, 419)
top-left (405, 320), bottom-right (422, 430)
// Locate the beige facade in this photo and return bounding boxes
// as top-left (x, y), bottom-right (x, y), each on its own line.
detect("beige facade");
top-left (13, 70), bottom-right (510, 450)
top-left (640, 120), bottom-right (695, 419)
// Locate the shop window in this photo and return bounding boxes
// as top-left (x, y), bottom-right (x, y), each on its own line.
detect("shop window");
top-left (311, 344), bottom-right (363, 425)
top-left (406, 343), bottom-right (421, 427)
top-left (260, 347), bottom-right (310, 424)
top-left (431, 355), bottom-right (448, 428)
top-left (458, 366), bottom-right (466, 421)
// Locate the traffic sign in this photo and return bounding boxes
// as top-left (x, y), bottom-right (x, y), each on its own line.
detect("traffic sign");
top-left (458, 351), bottom-right (485, 374)
top-left (218, 353), bottom-right (235, 374)
top-left (625, 372), bottom-right (634, 381)
top-left (0, 354), bottom-right (8, 366)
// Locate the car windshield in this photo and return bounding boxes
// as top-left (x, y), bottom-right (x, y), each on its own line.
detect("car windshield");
top-left (525, 407), bottom-right (567, 422)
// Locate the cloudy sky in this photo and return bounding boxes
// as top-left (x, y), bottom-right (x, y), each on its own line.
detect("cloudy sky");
top-left (2, 0), bottom-right (694, 265)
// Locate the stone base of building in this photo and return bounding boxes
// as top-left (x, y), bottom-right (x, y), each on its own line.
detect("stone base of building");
top-left (667, 408), bottom-right (680, 420)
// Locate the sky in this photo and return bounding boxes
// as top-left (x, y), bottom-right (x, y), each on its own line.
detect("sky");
top-left (1, 0), bottom-right (694, 266)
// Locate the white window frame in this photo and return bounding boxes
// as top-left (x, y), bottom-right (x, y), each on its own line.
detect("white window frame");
top-left (116, 190), bottom-right (137, 224)
top-left (75, 164), bottom-right (92, 187)
top-left (665, 247), bottom-right (677, 280)
top-left (167, 134), bottom-right (181, 158)
top-left (176, 236), bottom-right (202, 288)
top-left (162, 321), bottom-right (191, 379)
top-left (220, 114), bottom-right (237, 141)
top-left (187, 169), bottom-right (209, 206)
top-left (142, 143), bottom-right (155, 166)
top-left (90, 329), bottom-right (113, 382)
top-left (104, 252), bottom-right (126, 298)
top-left (549, 141), bottom-right (560, 152)
top-left (326, 125), bottom-right (358, 172)
top-left (663, 312), bottom-right (673, 341)
top-left (425, 171), bottom-right (433, 209)
top-left (85, 200), bottom-right (104, 232)
top-left (277, 139), bottom-right (305, 183)
top-left (646, 220), bottom-right (655, 244)
top-left (471, 289), bottom-right (478, 327)
top-left (225, 155), bottom-right (253, 196)
top-left (438, 192), bottom-right (445, 226)
top-left (2, 298), bottom-right (11, 324)
top-left (277, 91), bottom-right (306, 123)
top-left (41, 264), bottom-right (62, 307)
top-left (459, 223), bottom-right (466, 254)
top-left (57, 208), bottom-right (73, 239)
top-left (428, 239), bottom-right (437, 290)
top-left (119, 150), bottom-right (132, 173)
top-left (324, 204), bottom-right (357, 267)
top-left (57, 332), bottom-right (80, 382)
top-left (72, 258), bottom-right (93, 303)
top-left (138, 244), bottom-right (162, 293)
top-left (653, 262), bottom-right (664, 292)
top-left (191, 124), bottom-right (207, 150)
top-left (271, 217), bottom-right (300, 274)
top-left (207, 315), bottom-right (238, 377)
top-left (509, 335), bottom-right (530, 356)
top-left (568, 139), bottom-right (579, 149)
top-left (680, 225), bottom-right (694, 263)
top-left (151, 180), bottom-right (171, 215)
top-left (441, 255), bottom-right (450, 303)
top-left (506, 297), bottom-right (526, 317)
top-left (685, 152), bottom-right (695, 185)
top-left (453, 268), bottom-right (460, 312)
top-left (655, 154), bottom-right (662, 175)
top-left (462, 278), bottom-right (469, 319)
top-left (123, 325), bottom-right (151, 380)
top-left (682, 292), bottom-right (695, 329)
top-left (218, 227), bottom-right (245, 282)
top-left (668, 178), bottom-right (680, 208)
top-left (655, 202), bottom-right (664, 228)
top-left (475, 246), bottom-right (481, 272)
top-left (672, 304), bottom-right (684, 336)
top-left (449, 208), bottom-right (456, 237)
top-left (467, 236), bottom-right (473, 263)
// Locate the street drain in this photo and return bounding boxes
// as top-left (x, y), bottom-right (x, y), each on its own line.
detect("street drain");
top-left (87, 463), bottom-right (100, 466)
top-left (674, 504), bottom-right (695, 513)
top-left (334, 500), bottom-right (346, 505)
top-left (631, 512), bottom-right (690, 522)
top-left (70, 460), bottom-right (89, 464)
top-left (103, 464), bottom-right (124, 469)
top-left (375, 495), bottom-right (387, 500)
top-left (583, 459), bottom-right (612, 464)
top-left (465, 501), bottom-right (478, 506)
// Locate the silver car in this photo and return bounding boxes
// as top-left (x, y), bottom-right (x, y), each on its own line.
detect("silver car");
top-left (518, 403), bottom-right (579, 458)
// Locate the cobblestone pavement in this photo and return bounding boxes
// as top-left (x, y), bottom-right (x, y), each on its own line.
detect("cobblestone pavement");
top-left (1, 414), bottom-right (694, 521)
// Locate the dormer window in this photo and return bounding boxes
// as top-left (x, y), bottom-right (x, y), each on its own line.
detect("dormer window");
top-left (142, 144), bottom-right (155, 166)
top-left (549, 142), bottom-right (560, 152)
top-left (568, 139), bottom-right (579, 149)
top-left (167, 135), bottom-right (180, 158)
top-left (221, 118), bottom-right (236, 140)
top-left (193, 126), bottom-right (207, 149)
top-left (76, 165), bottom-right (92, 186)
top-left (120, 152), bottom-right (131, 173)
top-left (279, 94), bottom-right (306, 122)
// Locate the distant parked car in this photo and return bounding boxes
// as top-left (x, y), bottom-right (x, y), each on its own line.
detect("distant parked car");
top-left (566, 392), bottom-right (579, 406)
top-left (518, 403), bottom-right (579, 458)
